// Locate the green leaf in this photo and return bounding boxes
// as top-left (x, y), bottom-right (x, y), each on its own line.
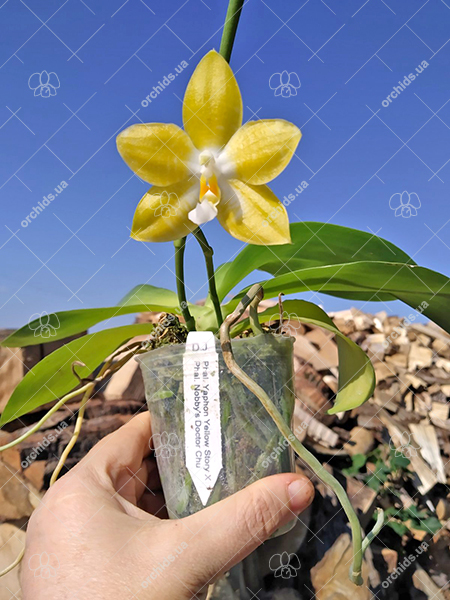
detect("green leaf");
top-left (118, 284), bottom-right (180, 307)
top-left (215, 222), bottom-right (415, 301)
top-left (121, 284), bottom-right (210, 324)
top-left (386, 519), bottom-right (409, 537)
top-left (415, 516), bottom-right (441, 534)
top-left (405, 505), bottom-right (428, 520)
top-left (343, 453), bottom-right (368, 476)
top-left (366, 474), bottom-right (383, 492)
top-left (0, 324), bottom-right (153, 425)
top-left (229, 299), bottom-right (375, 414)
top-left (225, 261), bottom-right (450, 334)
top-left (390, 449), bottom-right (411, 470)
top-left (2, 303), bottom-right (179, 348)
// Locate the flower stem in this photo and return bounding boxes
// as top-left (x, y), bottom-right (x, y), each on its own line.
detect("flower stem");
top-left (219, 0), bottom-right (246, 62)
top-left (173, 237), bottom-right (196, 331)
top-left (192, 227), bottom-right (223, 330)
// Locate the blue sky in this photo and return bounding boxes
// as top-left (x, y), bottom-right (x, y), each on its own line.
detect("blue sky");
top-left (1, 0), bottom-right (450, 329)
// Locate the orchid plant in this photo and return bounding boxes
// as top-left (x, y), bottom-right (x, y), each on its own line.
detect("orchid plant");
top-left (2, 0), bottom-right (450, 586)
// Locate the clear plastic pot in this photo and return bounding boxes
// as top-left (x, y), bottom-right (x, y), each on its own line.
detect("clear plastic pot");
top-left (138, 334), bottom-right (295, 530)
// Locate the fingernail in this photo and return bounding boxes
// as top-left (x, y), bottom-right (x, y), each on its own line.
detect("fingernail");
top-left (288, 477), bottom-right (314, 513)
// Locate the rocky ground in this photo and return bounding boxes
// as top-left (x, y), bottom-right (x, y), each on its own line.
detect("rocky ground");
top-left (0, 307), bottom-right (449, 599)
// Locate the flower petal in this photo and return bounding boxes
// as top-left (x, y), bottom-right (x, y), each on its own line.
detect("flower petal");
top-left (48, 72), bottom-right (60, 89)
top-left (28, 72), bottom-right (41, 90)
top-left (117, 123), bottom-right (196, 186)
top-left (269, 73), bottom-right (282, 90)
top-left (40, 70), bottom-right (49, 86)
top-left (408, 192), bottom-right (421, 209)
top-left (269, 554), bottom-right (282, 571)
top-left (289, 72), bottom-right (301, 89)
top-left (131, 178), bottom-right (199, 242)
top-left (280, 71), bottom-right (290, 86)
top-left (183, 50), bottom-right (242, 151)
top-left (280, 552), bottom-right (290, 566)
top-left (400, 191), bottom-right (409, 206)
top-left (217, 179), bottom-right (291, 245)
top-left (219, 119), bottom-right (301, 185)
top-left (188, 199), bottom-right (218, 225)
top-left (289, 553), bottom-right (301, 569)
top-left (389, 192), bottom-right (401, 210)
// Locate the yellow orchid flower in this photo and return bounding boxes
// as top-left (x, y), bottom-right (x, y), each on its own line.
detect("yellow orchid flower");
top-left (116, 50), bottom-right (301, 246)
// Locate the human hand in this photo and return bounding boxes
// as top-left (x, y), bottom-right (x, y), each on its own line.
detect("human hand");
top-left (22, 412), bottom-right (314, 599)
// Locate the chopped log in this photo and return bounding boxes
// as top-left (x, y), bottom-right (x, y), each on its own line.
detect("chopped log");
top-left (294, 404), bottom-right (338, 448)
top-left (412, 567), bottom-right (446, 600)
top-left (346, 477), bottom-right (377, 524)
top-left (310, 534), bottom-right (372, 599)
top-left (381, 548), bottom-right (398, 573)
top-left (102, 359), bottom-right (145, 402)
top-left (343, 426), bottom-right (375, 456)
top-left (0, 523), bottom-right (26, 600)
top-left (379, 410), bottom-right (438, 494)
top-left (409, 423), bottom-right (447, 484)
top-left (408, 343), bottom-right (433, 371)
top-left (0, 459), bottom-right (42, 521)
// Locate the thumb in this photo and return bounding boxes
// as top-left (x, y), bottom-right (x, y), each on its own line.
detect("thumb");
top-left (181, 473), bottom-right (314, 586)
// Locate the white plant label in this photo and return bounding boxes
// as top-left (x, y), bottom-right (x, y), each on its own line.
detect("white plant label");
top-left (183, 331), bottom-right (222, 505)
